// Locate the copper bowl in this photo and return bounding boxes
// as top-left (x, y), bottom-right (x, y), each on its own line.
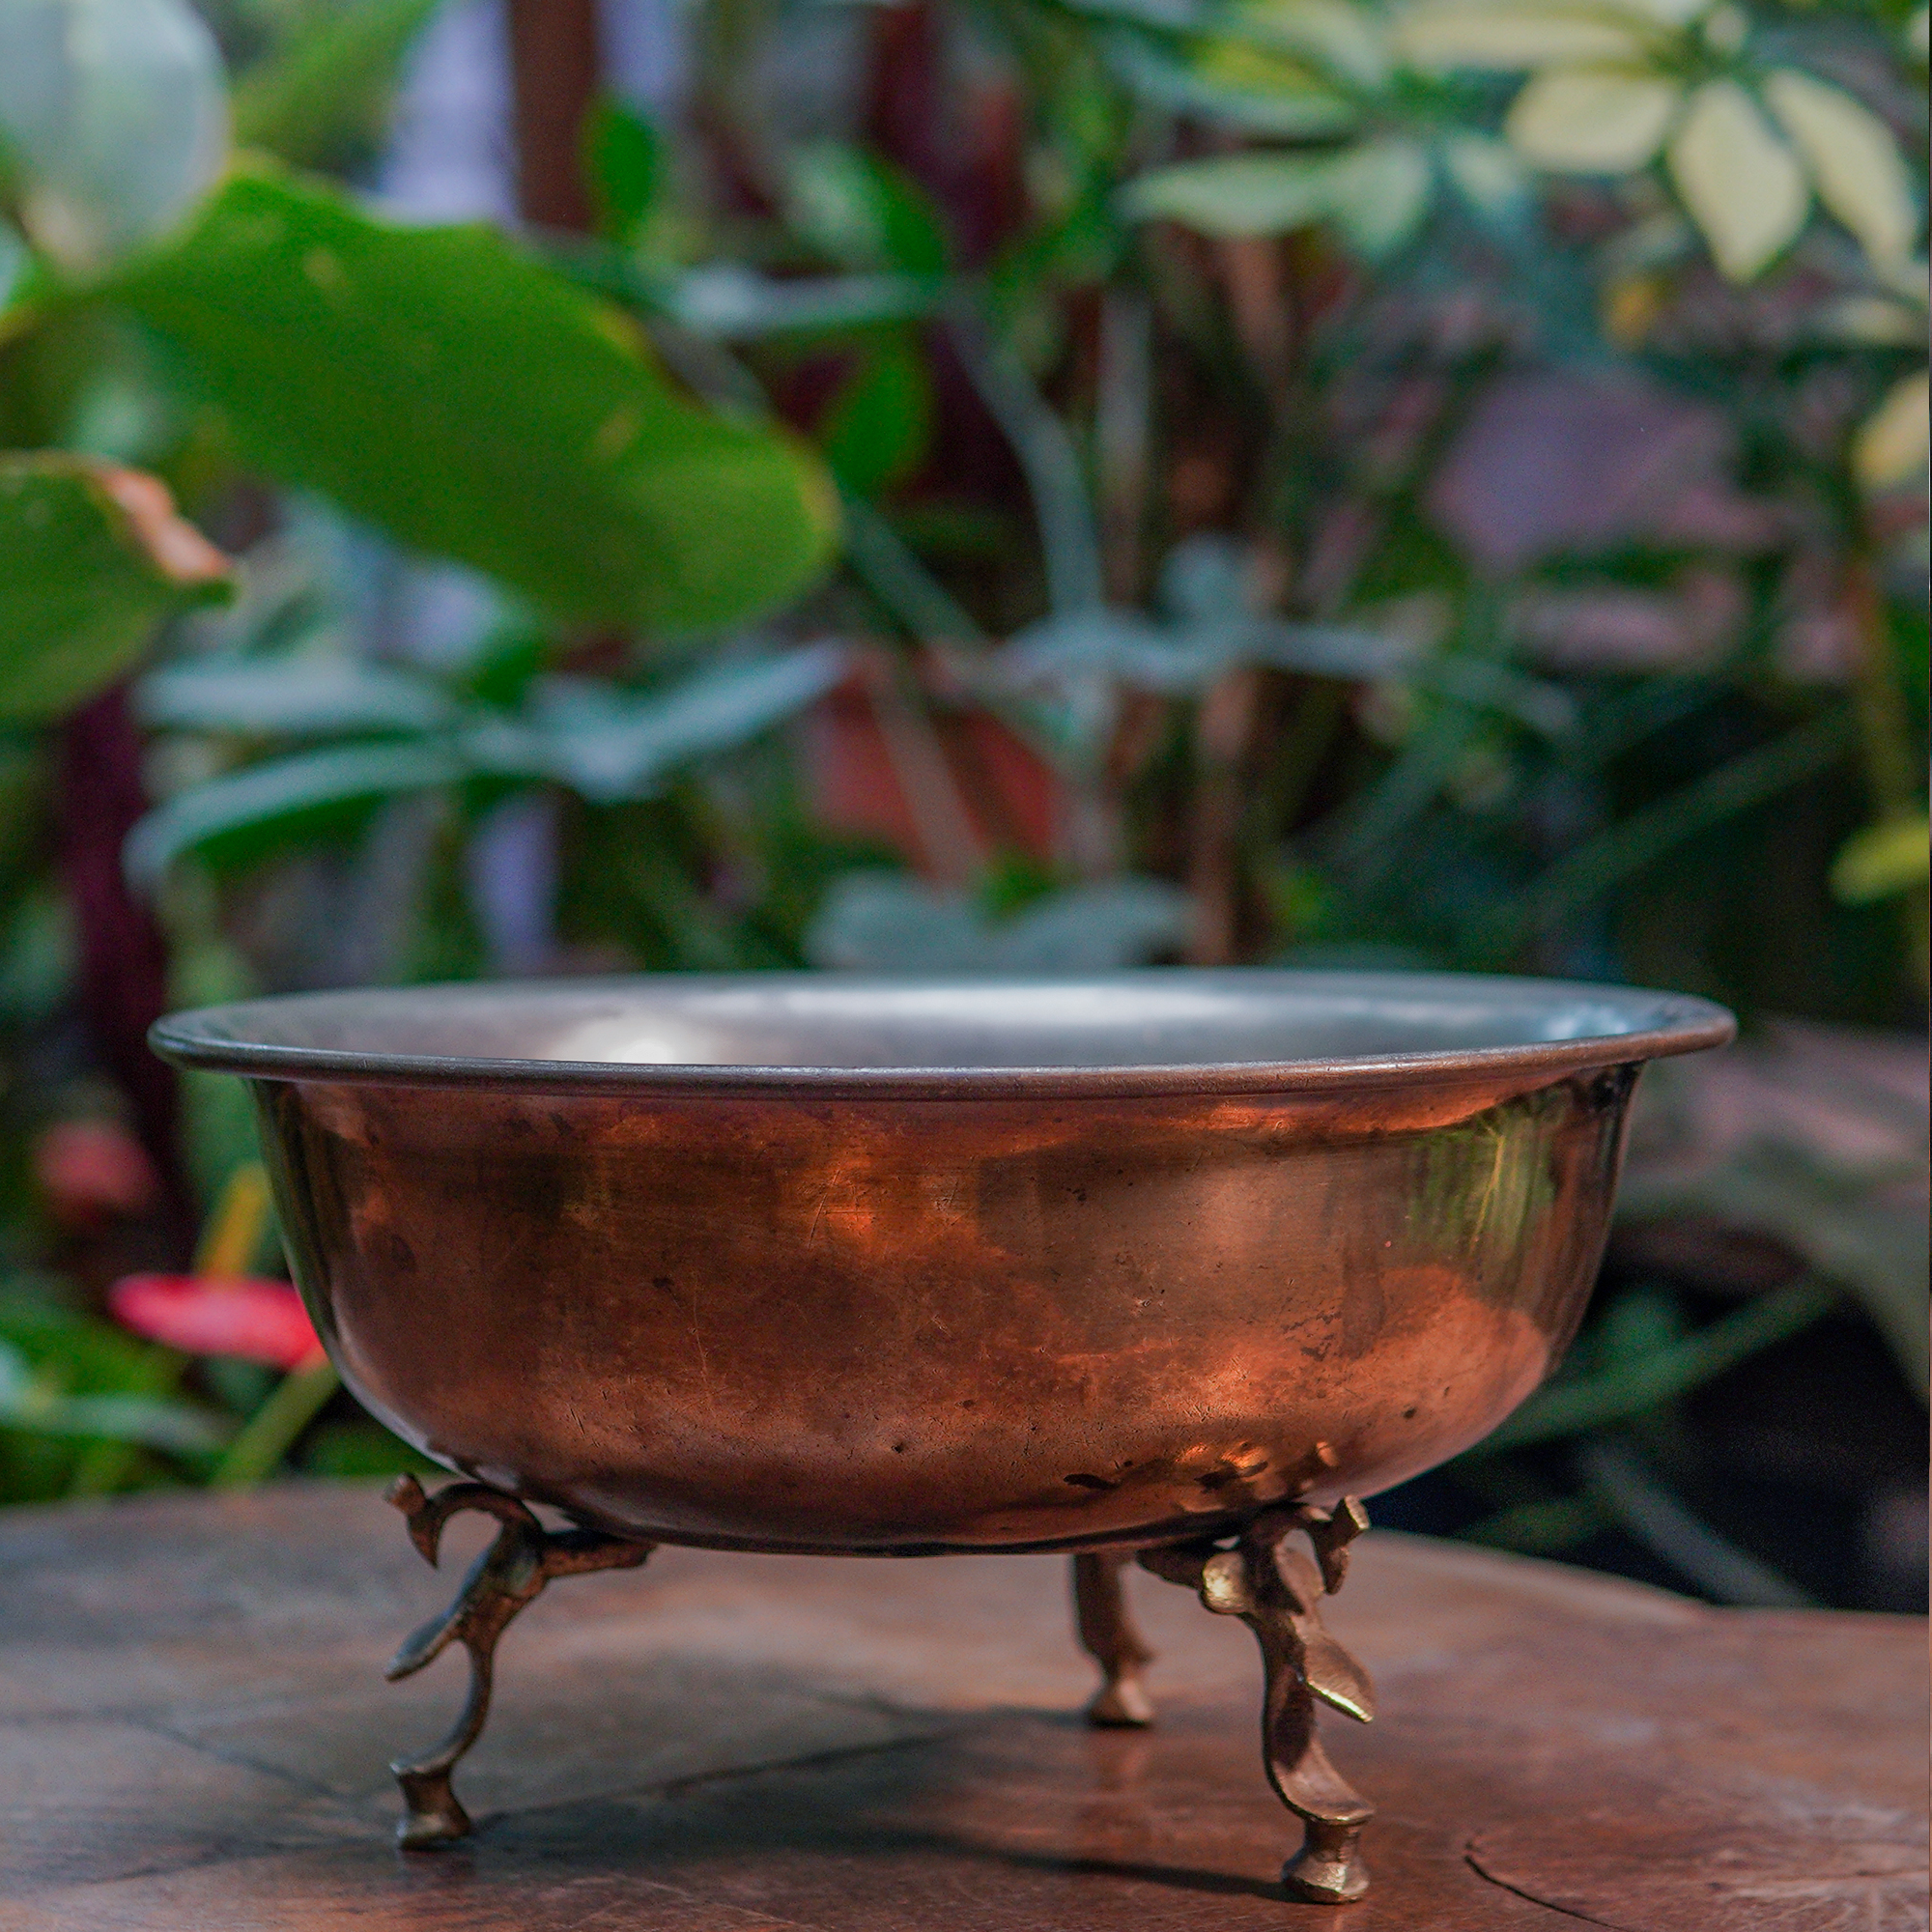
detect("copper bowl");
top-left (154, 970), bottom-right (1731, 1555)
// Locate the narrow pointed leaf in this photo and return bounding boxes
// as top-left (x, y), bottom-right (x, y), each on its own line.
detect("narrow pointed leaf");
top-left (126, 739), bottom-right (463, 884)
top-left (138, 658), bottom-right (454, 736)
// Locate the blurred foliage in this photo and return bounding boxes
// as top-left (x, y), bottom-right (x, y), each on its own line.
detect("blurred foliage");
top-left (0, 0), bottom-right (1918, 1605)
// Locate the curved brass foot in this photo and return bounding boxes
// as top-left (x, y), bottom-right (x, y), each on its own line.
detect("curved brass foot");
top-left (383, 1476), bottom-right (652, 1848)
top-left (1072, 1548), bottom-right (1156, 1726)
top-left (1141, 1498), bottom-right (1375, 1905)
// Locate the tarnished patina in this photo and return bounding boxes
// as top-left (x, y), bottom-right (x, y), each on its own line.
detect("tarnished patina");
top-left (153, 968), bottom-right (1733, 1896)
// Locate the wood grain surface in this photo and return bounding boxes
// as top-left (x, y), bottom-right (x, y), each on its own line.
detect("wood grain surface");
top-left (0, 1483), bottom-right (1920, 1929)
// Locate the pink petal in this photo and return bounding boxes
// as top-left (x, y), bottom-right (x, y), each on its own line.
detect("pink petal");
top-left (108, 1275), bottom-right (327, 1373)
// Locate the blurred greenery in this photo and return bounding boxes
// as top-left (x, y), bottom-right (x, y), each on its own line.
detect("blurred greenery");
top-left (0, 0), bottom-right (1919, 1606)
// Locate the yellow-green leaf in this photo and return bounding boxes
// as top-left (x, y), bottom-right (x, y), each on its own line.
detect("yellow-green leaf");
top-left (1393, 0), bottom-right (1655, 71)
top-left (1666, 80), bottom-right (1808, 280)
top-left (1853, 371), bottom-right (1930, 490)
top-left (1764, 70), bottom-right (1920, 267)
top-left (1507, 66), bottom-right (1679, 172)
top-left (1235, 0), bottom-right (1389, 90)
top-left (1832, 815), bottom-right (1929, 902)
top-left (1120, 151), bottom-right (1345, 236)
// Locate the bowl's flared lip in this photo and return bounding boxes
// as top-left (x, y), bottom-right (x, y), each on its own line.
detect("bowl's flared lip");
top-left (151, 969), bottom-right (1736, 1100)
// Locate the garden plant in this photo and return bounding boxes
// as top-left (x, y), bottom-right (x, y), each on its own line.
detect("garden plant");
top-left (0, 0), bottom-right (1921, 1608)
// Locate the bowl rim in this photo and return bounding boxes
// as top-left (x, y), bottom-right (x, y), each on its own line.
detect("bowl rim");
top-left (150, 968), bottom-right (1736, 1101)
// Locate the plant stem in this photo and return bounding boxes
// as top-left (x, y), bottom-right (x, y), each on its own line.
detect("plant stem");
top-left (211, 1359), bottom-right (340, 1490)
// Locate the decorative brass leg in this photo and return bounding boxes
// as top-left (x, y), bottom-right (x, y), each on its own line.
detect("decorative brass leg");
top-left (1072, 1548), bottom-right (1157, 1726)
top-left (1141, 1499), bottom-right (1376, 1905)
top-left (383, 1475), bottom-right (652, 1848)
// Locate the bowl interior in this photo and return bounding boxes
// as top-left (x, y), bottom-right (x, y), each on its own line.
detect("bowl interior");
top-left (158, 970), bottom-right (1722, 1073)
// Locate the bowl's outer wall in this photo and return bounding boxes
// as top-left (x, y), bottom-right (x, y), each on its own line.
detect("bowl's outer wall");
top-left (255, 1062), bottom-right (1639, 1553)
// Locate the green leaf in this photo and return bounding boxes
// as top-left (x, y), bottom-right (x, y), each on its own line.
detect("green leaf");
top-left (137, 657), bottom-right (454, 736)
top-left (469, 645), bottom-right (851, 804)
top-left (1439, 132), bottom-right (1530, 224)
top-left (1122, 139), bottom-right (1432, 256)
top-left (112, 169), bottom-right (840, 637)
top-left (1831, 814), bottom-right (1929, 901)
top-left (806, 872), bottom-right (1189, 971)
top-left (1104, 31), bottom-right (1360, 138)
top-left (1666, 79), bottom-right (1809, 281)
top-left (663, 265), bottom-right (943, 338)
top-left (126, 739), bottom-right (462, 884)
top-left (231, 0), bottom-right (440, 170)
top-left (1228, 0), bottom-right (1389, 91)
top-left (1121, 149), bottom-right (1346, 236)
top-left (0, 452), bottom-right (233, 724)
top-left (128, 646), bottom-right (850, 873)
top-left (818, 334), bottom-right (935, 497)
top-left (584, 98), bottom-right (665, 243)
top-left (1483, 1277), bottom-right (1835, 1449)
top-left (1326, 137), bottom-right (1434, 256)
top-left (787, 144), bottom-right (951, 275)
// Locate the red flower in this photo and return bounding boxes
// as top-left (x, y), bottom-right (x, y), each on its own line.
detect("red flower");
top-left (108, 1274), bottom-right (327, 1373)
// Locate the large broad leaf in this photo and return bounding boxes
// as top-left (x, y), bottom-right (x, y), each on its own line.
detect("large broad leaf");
top-left (1763, 69), bottom-right (1920, 267)
top-left (0, 0), bottom-right (228, 275)
top-left (112, 171), bottom-right (840, 637)
top-left (0, 454), bottom-right (233, 724)
top-left (1507, 67), bottom-right (1679, 172)
top-left (1666, 80), bottom-right (1809, 281)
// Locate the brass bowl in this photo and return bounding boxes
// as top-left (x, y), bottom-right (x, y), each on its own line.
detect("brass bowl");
top-left (155, 970), bottom-right (1731, 1555)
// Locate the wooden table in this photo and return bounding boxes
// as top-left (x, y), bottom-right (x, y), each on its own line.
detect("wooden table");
top-left (0, 1483), bottom-right (1921, 1929)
